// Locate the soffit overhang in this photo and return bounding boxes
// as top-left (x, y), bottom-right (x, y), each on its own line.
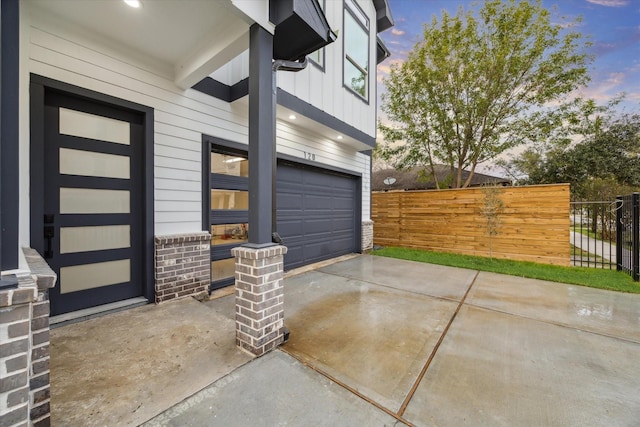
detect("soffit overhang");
top-left (269, 0), bottom-right (337, 61)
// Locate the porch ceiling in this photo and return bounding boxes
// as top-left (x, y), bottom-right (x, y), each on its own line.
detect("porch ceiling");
top-left (27, 0), bottom-right (255, 88)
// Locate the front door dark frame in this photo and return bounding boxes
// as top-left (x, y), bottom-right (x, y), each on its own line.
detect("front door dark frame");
top-left (29, 74), bottom-right (155, 303)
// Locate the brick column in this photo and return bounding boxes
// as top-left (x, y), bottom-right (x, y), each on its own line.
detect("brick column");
top-left (0, 250), bottom-right (55, 427)
top-left (362, 220), bottom-right (374, 251)
top-left (231, 245), bottom-right (287, 356)
top-left (23, 248), bottom-right (56, 427)
top-left (0, 278), bottom-right (37, 427)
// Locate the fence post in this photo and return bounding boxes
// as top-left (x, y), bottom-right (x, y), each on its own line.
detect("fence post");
top-left (633, 193), bottom-right (639, 281)
top-left (616, 195), bottom-right (622, 272)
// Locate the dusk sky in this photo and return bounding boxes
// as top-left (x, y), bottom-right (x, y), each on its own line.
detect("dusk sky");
top-left (377, 0), bottom-right (640, 118)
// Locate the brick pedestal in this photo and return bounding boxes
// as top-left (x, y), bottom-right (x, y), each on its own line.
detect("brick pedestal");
top-left (0, 277), bottom-right (37, 427)
top-left (362, 219), bottom-right (374, 251)
top-left (231, 245), bottom-right (287, 356)
top-left (1, 248), bottom-right (56, 427)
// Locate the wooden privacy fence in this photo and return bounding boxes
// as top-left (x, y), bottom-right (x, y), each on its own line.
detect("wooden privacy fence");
top-left (372, 184), bottom-right (570, 266)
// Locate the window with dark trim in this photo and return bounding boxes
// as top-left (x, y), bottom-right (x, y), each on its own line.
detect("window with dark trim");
top-left (308, 0), bottom-right (326, 70)
top-left (207, 148), bottom-right (249, 290)
top-left (343, 0), bottom-right (369, 101)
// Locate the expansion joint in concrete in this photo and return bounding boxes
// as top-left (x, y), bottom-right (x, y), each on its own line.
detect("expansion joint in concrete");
top-left (396, 270), bottom-right (480, 417)
top-left (280, 347), bottom-right (415, 427)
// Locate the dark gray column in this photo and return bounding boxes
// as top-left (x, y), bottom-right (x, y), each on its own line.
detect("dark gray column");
top-left (1, 0), bottom-right (20, 272)
top-left (247, 24), bottom-right (275, 246)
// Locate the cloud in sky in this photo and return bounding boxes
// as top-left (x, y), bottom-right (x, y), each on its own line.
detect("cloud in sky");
top-left (586, 0), bottom-right (629, 6)
top-left (377, 58), bottom-right (405, 82)
top-left (377, 0), bottom-right (639, 116)
top-left (551, 20), bottom-right (582, 29)
top-left (574, 71), bottom-right (627, 101)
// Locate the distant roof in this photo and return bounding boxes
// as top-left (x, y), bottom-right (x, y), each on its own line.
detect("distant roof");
top-left (372, 166), bottom-right (511, 191)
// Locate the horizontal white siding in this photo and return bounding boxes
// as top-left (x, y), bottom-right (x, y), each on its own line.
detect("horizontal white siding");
top-left (22, 6), bottom-right (251, 236)
top-left (19, 3), bottom-right (372, 244)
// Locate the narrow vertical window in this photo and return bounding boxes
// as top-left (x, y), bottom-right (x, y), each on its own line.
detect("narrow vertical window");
top-left (343, 0), bottom-right (369, 100)
top-left (207, 150), bottom-right (250, 290)
top-left (309, 0), bottom-right (326, 69)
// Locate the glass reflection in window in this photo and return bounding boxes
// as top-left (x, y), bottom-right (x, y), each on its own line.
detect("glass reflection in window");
top-left (211, 153), bottom-right (248, 177)
top-left (211, 190), bottom-right (248, 210)
top-left (212, 258), bottom-right (236, 281)
top-left (211, 223), bottom-right (248, 246)
top-left (344, 3), bottom-right (369, 100)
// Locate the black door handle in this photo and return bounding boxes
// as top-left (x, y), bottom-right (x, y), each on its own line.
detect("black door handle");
top-left (44, 226), bottom-right (54, 259)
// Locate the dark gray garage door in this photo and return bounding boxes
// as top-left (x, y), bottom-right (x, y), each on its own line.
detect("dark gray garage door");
top-left (277, 161), bottom-right (359, 270)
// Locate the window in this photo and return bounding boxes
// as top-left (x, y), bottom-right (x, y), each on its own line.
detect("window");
top-left (308, 0), bottom-right (326, 69)
top-left (308, 47), bottom-right (324, 68)
top-left (208, 147), bottom-right (249, 289)
top-left (211, 152), bottom-right (248, 177)
top-left (210, 190), bottom-right (248, 210)
top-left (343, 0), bottom-right (369, 100)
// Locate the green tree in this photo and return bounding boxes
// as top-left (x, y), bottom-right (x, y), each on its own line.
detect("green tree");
top-left (508, 112), bottom-right (640, 199)
top-left (498, 97), bottom-right (619, 184)
top-left (377, 0), bottom-right (591, 188)
top-left (480, 184), bottom-right (504, 259)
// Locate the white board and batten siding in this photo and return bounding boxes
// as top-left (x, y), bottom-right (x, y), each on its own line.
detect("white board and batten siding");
top-left (19, 3), bottom-right (373, 247)
top-left (277, 0), bottom-right (378, 138)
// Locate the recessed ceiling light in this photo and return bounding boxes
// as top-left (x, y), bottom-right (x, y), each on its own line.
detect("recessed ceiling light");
top-left (124, 0), bottom-right (142, 8)
top-left (336, 135), bottom-right (343, 140)
top-left (288, 114), bottom-right (297, 120)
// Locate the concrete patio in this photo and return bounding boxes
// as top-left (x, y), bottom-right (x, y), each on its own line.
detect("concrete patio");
top-left (51, 255), bottom-right (640, 426)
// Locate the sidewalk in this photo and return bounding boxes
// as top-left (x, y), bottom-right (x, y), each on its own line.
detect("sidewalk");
top-left (570, 230), bottom-right (617, 261)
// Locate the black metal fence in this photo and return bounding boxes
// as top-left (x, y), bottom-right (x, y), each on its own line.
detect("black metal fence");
top-left (616, 193), bottom-right (639, 281)
top-left (570, 194), bottom-right (639, 281)
top-left (570, 200), bottom-right (619, 270)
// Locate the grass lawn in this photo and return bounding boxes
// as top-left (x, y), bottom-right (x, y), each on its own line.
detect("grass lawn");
top-left (372, 247), bottom-right (640, 294)
top-left (570, 244), bottom-right (612, 265)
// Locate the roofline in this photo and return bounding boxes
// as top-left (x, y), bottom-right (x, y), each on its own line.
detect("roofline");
top-left (372, 0), bottom-right (394, 33)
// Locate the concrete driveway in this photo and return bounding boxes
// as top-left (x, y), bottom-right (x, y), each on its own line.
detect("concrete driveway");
top-left (145, 255), bottom-right (640, 426)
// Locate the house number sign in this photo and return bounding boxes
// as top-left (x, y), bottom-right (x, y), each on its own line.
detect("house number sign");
top-left (303, 151), bottom-right (316, 161)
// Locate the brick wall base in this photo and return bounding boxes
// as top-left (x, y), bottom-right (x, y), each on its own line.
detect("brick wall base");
top-left (1, 248), bottom-right (56, 427)
top-left (231, 245), bottom-right (287, 356)
top-left (362, 220), bottom-right (374, 251)
top-left (154, 233), bottom-right (212, 303)
top-left (0, 277), bottom-right (37, 427)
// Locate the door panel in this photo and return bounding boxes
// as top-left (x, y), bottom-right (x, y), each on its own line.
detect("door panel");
top-left (43, 91), bottom-right (144, 316)
top-left (59, 225), bottom-right (130, 254)
top-left (277, 161), bottom-right (358, 270)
